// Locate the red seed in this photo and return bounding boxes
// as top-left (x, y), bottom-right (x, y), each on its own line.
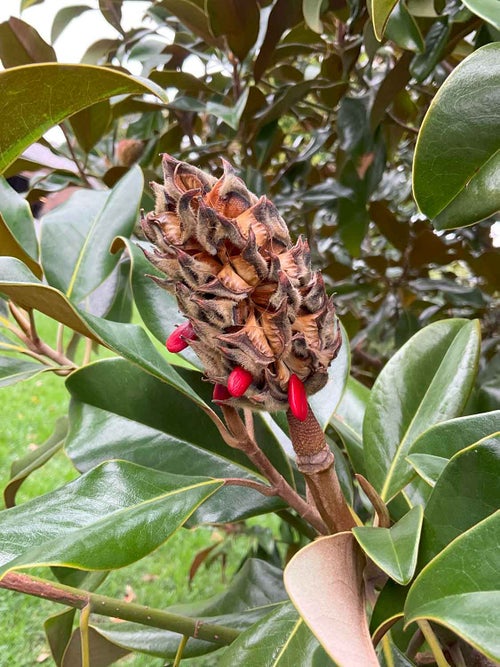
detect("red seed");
top-left (227, 367), bottom-right (253, 397)
top-left (165, 321), bottom-right (196, 353)
top-left (212, 383), bottom-right (231, 402)
top-left (288, 374), bottom-right (308, 422)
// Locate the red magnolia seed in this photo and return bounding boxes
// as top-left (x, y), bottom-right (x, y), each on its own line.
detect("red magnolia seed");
top-left (227, 367), bottom-right (253, 397)
top-left (212, 383), bottom-right (231, 402)
top-left (288, 374), bottom-right (308, 422)
top-left (165, 321), bottom-right (196, 353)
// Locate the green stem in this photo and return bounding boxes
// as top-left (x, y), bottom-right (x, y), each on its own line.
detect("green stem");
top-left (418, 620), bottom-right (450, 667)
top-left (173, 635), bottom-right (189, 667)
top-left (80, 603), bottom-right (91, 667)
top-left (0, 572), bottom-right (239, 646)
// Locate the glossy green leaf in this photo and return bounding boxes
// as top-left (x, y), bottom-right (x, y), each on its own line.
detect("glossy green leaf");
top-left (0, 354), bottom-right (49, 388)
top-left (409, 18), bottom-right (450, 83)
top-left (308, 321), bottom-right (350, 430)
top-left (303, 0), bottom-right (326, 33)
top-left (0, 17), bottom-right (56, 68)
top-left (45, 608), bottom-right (77, 667)
top-left (4, 417), bottom-right (68, 508)
top-left (0, 461), bottom-right (222, 576)
top-left (220, 602), bottom-right (334, 665)
top-left (462, 0), bottom-right (500, 29)
top-left (353, 506), bottom-right (423, 585)
top-left (110, 237), bottom-right (199, 369)
top-left (0, 257), bottom-right (205, 405)
top-left (51, 5), bottom-right (92, 43)
top-left (330, 376), bottom-right (370, 476)
top-left (378, 635), bottom-right (416, 666)
top-left (0, 177), bottom-right (38, 260)
top-left (285, 533), bottom-right (379, 666)
top-left (207, 0), bottom-right (260, 61)
top-left (87, 559), bottom-right (288, 660)
top-left (69, 100), bottom-right (111, 153)
top-left (158, 0), bottom-right (220, 46)
top-left (371, 0), bottom-right (399, 40)
top-left (405, 512), bottom-right (500, 662)
top-left (40, 167), bottom-right (143, 304)
top-left (0, 63), bottom-right (167, 174)
top-left (419, 437), bottom-right (500, 564)
top-left (407, 411), bottom-right (500, 485)
top-left (363, 319), bottom-right (480, 502)
top-left (385, 1), bottom-right (424, 52)
top-left (61, 626), bottom-right (130, 667)
top-left (65, 397), bottom-right (283, 523)
top-left (413, 43), bottom-right (500, 229)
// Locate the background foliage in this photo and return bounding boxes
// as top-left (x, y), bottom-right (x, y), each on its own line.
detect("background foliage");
top-left (0, 0), bottom-right (498, 665)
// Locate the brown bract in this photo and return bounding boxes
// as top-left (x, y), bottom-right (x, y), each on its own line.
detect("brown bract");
top-left (141, 154), bottom-right (341, 412)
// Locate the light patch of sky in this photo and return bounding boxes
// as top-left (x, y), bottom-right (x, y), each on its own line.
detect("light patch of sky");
top-left (0, 1), bottom-right (152, 64)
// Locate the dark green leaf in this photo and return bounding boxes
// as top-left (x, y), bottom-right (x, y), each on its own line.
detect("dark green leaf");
top-left (405, 511), bottom-right (500, 662)
top-left (330, 376), bottom-right (370, 476)
top-left (0, 355), bottom-right (49, 388)
top-left (4, 417), bottom-right (68, 508)
top-left (65, 359), bottom-right (290, 522)
top-left (0, 63), bottom-right (167, 174)
top-left (220, 602), bottom-right (334, 665)
top-left (158, 0), bottom-right (221, 45)
top-left (462, 0), bottom-right (500, 29)
top-left (69, 100), bottom-right (111, 153)
top-left (385, 1), bottom-right (425, 52)
top-left (363, 319), bottom-right (480, 502)
top-left (353, 506), bottom-right (423, 585)
top-left (0, 258), bottom-right (208, 404)
top-left (0, 17), bottom-right (56, 68)
top-left (413, 43), bottom-right (500, 229)
top-left (407, 411), bottom-right (500, 485)
top-left (40, 166), bottom-right (143, 304)
top-left (45, 609), bottom-right (76, 667)
top-left (410, 18), bottom-right (450, 82)
top-left (99, 0), bottom-right (124, 35)
top-left (62, 626), bottom-right (130, 667)
top-left (419, 437), bottom-right (500, 564)
top-left (0, 461), bottom-right (222, 576)
top-left (371, 0), bottom-right (399, 40)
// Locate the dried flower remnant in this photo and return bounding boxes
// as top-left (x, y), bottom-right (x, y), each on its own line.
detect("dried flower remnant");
top-left (142, 155), bottom-right (341, 420)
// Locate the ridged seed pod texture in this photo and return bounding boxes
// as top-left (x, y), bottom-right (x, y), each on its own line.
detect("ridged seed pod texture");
top-left (141, 155), bottom-right (342, 421)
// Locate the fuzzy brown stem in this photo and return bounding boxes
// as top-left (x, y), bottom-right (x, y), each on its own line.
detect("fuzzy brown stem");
top-left (221, 406), bottom-right (328, 534)
top-left (287, 406), bottom-right (355, 534)
top-left (355, 474), bottom-right (390, 528)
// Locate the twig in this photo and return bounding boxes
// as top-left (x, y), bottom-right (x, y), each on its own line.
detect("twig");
top-left (221, 405), bottom-right (328, 535)
top-left (223, 478), bottom-right (276, 496)
top-left (0, 572), bottom-right (239, 646)
top-left (355, 474), bottom-right (390, 528)
top-left (80, 603), bottom-right (91, 667)
top-left (417, 621), bottom-right (450, 667)
top-left (60, 122), bottom-right (92, 187)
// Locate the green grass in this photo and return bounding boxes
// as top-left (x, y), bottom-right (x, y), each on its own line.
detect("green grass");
top-left (0, 314), bottom-right (274, 666)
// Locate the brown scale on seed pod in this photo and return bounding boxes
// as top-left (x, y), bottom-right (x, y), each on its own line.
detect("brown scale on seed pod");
top-left (141, 154), bottom-right (342, 420)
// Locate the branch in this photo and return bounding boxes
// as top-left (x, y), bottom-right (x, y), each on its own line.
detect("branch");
top-left (0, 572), bottom-right (239, 646)
top-left (221, 405), bottom-right (328, 535)
top-left (287, 406), bottom-right (355, 534)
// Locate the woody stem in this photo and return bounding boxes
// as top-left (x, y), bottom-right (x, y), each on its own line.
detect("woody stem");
top-left (287, 406), bottom-right (355, 534)
top-left (221, 406), bottom-right (328, 535)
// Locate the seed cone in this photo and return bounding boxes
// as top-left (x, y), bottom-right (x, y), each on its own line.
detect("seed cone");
top-left (141, 154), bottom-right (341, 412)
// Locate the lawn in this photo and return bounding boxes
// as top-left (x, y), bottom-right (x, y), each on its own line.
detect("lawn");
top-left (0, 314), bottom-right (269, 666)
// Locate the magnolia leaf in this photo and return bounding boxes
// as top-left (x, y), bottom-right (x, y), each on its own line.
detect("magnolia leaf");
top-left (363, 319), bottom-right (480, 502)
top-left (413, 43), bottom-right (500, 229)
top-left (330, 376), bottom-right (370, 476)
top-left (40, 167), bottom-right (143, 304)
top-left (353, 506), bottom-right (423, 585)
top-left (0, 63), bottom-right (167, 174)
top-left (371, 0), bottom-right (399, 40)
top-left (0, 355), bottom-right (49, 388)
top-left (0, 461), bottom-right (222, 576)
top-left (284, 532), bottom-right (379, 666)
top-left (4, 417), bottom-right (68, 508)
top-left (405, 512), bottom-right (500, 663)
top-left (219, 602), bottom-right (334, 665)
